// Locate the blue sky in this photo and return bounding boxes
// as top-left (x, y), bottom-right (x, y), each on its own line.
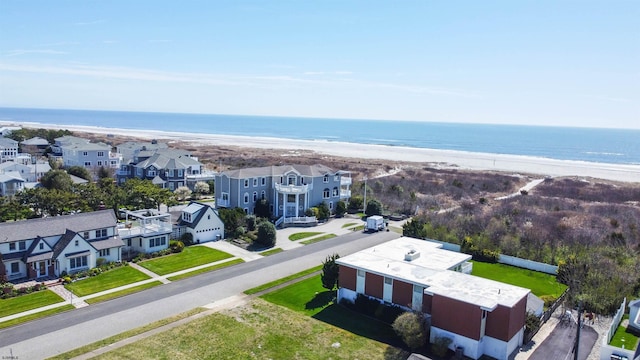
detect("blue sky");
top-left (0, 1), bottom-right (638, 128)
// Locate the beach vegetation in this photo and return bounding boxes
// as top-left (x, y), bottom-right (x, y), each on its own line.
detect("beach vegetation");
top-left (365, 199), bottom-right (383, 216)
top-left (5, 127), bottom-right (72, 143)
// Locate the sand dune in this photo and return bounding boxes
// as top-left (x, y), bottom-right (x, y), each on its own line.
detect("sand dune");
top-left (5, 121), bottom-right (640, 183)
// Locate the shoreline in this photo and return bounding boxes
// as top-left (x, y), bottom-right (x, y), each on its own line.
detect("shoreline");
top-left (3, 120), bottom-right (640, 183)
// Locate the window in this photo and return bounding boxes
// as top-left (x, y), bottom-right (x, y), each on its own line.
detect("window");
top-left (334, 175), bottom-right (339, 182)
top-left (244, 179), bottom-right (249, 188)
top-left (329, 202), bottom-right (333, 210)
top-left (288, 175), bottom-right (296, 185)
top-left (332, 187), bottom-right (339, 197)
top-left (261, 190), bottom-right (266, 199)
top-left (177, 169), bottom-right (183, 177)
top-left (323, 188), bottom-right (330, 199)
top-left (99, 249), bottom-right (110, 257)
top-left (323, 174), bottom-right (329, 183)
top-left (244, 193), bottom-right (249, 204)
top-left (11, 262), bottom-right (19, 274)
top-left (97, 151), bottom-right (104, 157)
top-left (97, 161), bottom-right (103, 166)
top-left (95, 229), bottom-right (107, 238)
top-left (83, 151), bottom-right (88, 156)
top-left (182, 212), bottom-right (192, 222)
top-left (149, 237), bottom-right (167, 247)
top-left (39, 243), bottom-right (44, 250)
top-left (253, 192), bottom-right (258, 202)
top-left (84, 161), bottom-right (91, 166)
top-left (253, 178), bottom-right (258, 186)
top-left (261, 177), bottom-right (266, 186)
top-left (169, 169), bottom-right (174, 177)
top-left (18, 241), bottom-right (26, 250)
top-left (111, 160), bottom-right (117, 165)
top-left (148, 169), bottom-right (156, 177)
top-left (83, 231), bottom-right (90, 239)
top-left (9, 242), bottom-right (15, 251)
top-left (70, 256), bottom-right (88, 269)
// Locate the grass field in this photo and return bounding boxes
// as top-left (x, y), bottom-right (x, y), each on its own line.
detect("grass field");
top-left (85, 281), bottom-right (163, 304)
top-left (244, 265), bottom-right (322, 295)
top-left (259, 248), bottom-right (283, 256)
top-left (610, 315), bottom-right (639, 350)
top-left (66, 266), bottom-right (151, 297)
top-left (471, 261), bottom-right (567, 299)
top-left (167, 258), bottom-right (244, 281)
top-left (288, 232), bottom-right (322, 241)
top-left (0, 290), bottom-right (65, 318)
top-left (90, 300), bottom-right (402, 360)
top-left (301, 234), bottom-right (337, 245)
top-left (0, 305), bottom-right (75, 330)
top-left (260, 275), bottom-right (402, 348)
top-left (138, 246), bottom-right (233, 275)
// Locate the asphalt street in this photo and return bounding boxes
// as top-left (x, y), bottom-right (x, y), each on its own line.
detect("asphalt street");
top-left (0, 230), bottom-right (399, 359)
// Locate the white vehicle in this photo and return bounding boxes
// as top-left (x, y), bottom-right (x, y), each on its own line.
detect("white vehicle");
top-left (366, 215), bottom-right (385, 232)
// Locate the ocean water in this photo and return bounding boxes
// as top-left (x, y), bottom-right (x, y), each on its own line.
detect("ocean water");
top-left (1, 107), bottom-right (639, 165)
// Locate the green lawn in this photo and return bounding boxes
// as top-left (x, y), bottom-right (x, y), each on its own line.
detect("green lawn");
top-left (0, 290), bottom-right (65, 318)
top-left (260, 275), bottom-right (402, 347)
top-left (342, 222), bottom-right (358, 228)
top-left (0, 305), bottom-right (75, 330)
top-left (66, 266), bottom-right (151, 297)
top-left (244, 265), bottom-right (322, 295)
top-left (471, 261), bottom-right (567, 299)
top-left (85, 281), bottom-right (163, 304)
top-left (138, 246), bottom-right (233, 275)
top-left (288, 232), bottom-right (322, 241)
top-left (167, 259), bottom-right (244, 281)
top-left (610, 315), bottom-right (640, 350)
top-left (259, 248), bottom-right (283, 256)
top-left (301, 234), bottom-right (337, 245)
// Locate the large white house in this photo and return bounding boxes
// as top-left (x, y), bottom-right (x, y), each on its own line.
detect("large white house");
top-left (51, 136), bottom-right (122, 170)
top-left (0, 210), bottom-right (125, 280)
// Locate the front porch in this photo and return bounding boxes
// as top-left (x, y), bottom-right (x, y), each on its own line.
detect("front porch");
top-left (275, 216), bottom-right (318, 228)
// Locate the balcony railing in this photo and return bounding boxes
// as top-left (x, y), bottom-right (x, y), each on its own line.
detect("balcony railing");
top-left (216, 198), bottom-right (230, 207)
top-left (117, 221), bottom-right (172, 238)
top-left (283, 216), bottom-right (317, 224)
top-left (340, 190), bottom-right (351, 198)
top-left (341, 177), bottom-right (352, 186)
top-left (275, 183), bottom-right (312, 194)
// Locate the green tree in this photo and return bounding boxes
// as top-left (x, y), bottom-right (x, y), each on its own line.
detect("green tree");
top-left (174, 186), bottom-right (192, 201)
top-left (193, 181), bottom-right (209, 199)
top-left (67, 166), bottom-right (93, 182)
top-left (335, 200), bottom-right (347, 218)
top-left (219, 207), bottom-right (247, 237)
top-left (321, 253), bottom-right (340, 290)
top-left (254, 198), bottom-right (271, 219)
top-left (0, 197), bottom-right (33, 222)
top-left (348, 195), bottom-right (363, 212)
top-left (97, 166), bottom-right (113, 179)
top-left (255, 221), bottom-right (276, 248)
top-left (40, 170), bottom-right (73, 191)
top-left (365, 199), bottom-right (383, 216)
top-left (317, 201), bottom-right (331, 221)
top-left (392, 312), bottom-right (427, 350)
top-left (206, 180), bottom-right (215, 194)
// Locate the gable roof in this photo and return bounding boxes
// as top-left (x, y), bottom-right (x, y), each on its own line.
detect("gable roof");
top-left (0, 210), bottom-right (117, 244)
top-left (222, 164), bottom-right (337, 179)
top-left (135, 151), bottom-right (201, 171)
top-left (21, 137), bottom-right (49, 146)
top-left (0, 137), bottom-right (18, 147)
top-left (178, 201), bottom-right (219, 228)
top-left (0, 171), bottom-right (26, 183)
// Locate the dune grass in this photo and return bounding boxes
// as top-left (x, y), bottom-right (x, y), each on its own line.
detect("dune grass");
top-left (138, 246), bottom-right (233, 275)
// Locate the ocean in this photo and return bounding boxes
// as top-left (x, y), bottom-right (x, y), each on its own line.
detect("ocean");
top-left (1, 107), bottom-right (638, 165)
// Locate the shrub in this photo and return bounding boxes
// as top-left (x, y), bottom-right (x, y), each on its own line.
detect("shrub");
top-left (235, 226), bottom-right (246, 238)
top-left (431, 335), bottom-right (453, 357)
top-left (393, 312), bottom-right (427, 350)
top-left (245, 215), bottom-right (257, 231)
top-left (170, 240), bottom-right (185, 253)
top-left (255, 222), bottom-right (276, 248)
top-left (335, 200), bottom-right (347, 217)
top-left (96, 258), bottom-right (107, 267)
top-left (181, 232), bottom-right (194, 246)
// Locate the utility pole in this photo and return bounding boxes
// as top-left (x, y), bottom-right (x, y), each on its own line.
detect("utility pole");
top-left (362, 176), bottom-right (367, 213)
top-left (573, 301), bottom-right (582, 360)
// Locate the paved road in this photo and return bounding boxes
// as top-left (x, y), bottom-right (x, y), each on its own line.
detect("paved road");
top-left (528, 322), bottom-right (598, 360)
top-left (0, 230), bottom-right (399, 359)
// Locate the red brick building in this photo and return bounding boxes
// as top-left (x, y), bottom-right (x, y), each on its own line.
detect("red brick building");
top-left (336, 237), bottom-right (530, 360)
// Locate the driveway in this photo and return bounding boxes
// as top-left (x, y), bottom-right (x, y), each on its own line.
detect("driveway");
top-left (527, 322), bottom-right (598, 360)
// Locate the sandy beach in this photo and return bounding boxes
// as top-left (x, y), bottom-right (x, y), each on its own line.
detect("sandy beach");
top-left (4, 121), bottom-right (640, 183)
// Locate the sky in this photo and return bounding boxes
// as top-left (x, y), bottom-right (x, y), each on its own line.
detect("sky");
top-left (0, 1), bottom-right (638, 129)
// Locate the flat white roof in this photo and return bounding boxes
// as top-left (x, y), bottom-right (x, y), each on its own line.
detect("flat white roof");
top-left (337, 237), bottom-right (530, 310)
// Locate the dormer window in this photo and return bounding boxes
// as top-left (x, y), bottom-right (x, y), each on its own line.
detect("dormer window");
top-left (182, 212), bottom-right (192, 222)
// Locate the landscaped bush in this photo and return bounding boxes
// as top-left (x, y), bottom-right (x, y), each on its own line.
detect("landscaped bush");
top-left (343, 294), bottom-right (404, 324)
top-left (96, 257), bottom-right (107, 267)
top-left (170, 240), bottom-right (185, 253)
top-left (0, 282), bottom-right (47, 299)
top-left (431, 335), bottom-right (453, 357)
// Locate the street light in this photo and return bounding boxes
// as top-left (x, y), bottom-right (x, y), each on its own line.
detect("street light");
top-left (362, 176), bottom-right (367, 214)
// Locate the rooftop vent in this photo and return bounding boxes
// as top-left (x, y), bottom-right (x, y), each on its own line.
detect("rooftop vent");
top-left (405, 249), bottom-right (420, 261)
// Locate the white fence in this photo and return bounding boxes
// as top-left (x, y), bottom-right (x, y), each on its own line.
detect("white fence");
top-left (498, 255), bottom-right (558, 275)
top-left (423, 238), bottom-right (558, 275)
top-left (600, 297), bottom-right (637, 360)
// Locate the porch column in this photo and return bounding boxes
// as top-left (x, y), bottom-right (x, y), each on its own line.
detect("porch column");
top-left (295, 193), bottom-right (299, 217)
top-left (275, 191), bottom-right (279, 217)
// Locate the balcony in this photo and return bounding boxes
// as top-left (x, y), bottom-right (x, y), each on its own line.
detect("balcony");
top-left (116, 169), bottom-right (130, 176)
top-left (340, 190), bottom-right (351, 198)
top-left (275, 183), bottom-right (312, 194)
top-left (341, 177), bottom-right (352, 186)
top-left (117, 209), bottom-right (172, 238)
